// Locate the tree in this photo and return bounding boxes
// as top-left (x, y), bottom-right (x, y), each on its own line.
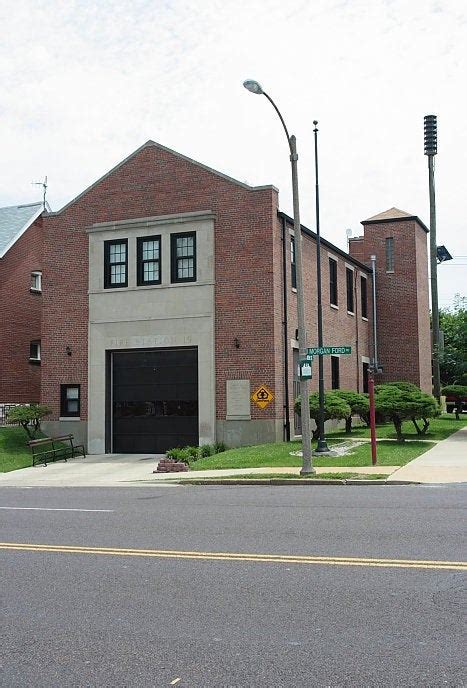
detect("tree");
top-left (441, 385), bottom-right (467, 420)
top-left (439, 295), bottom-right (467, 386)
top-left (295, 392), bottom-right (351, 440)
top-left (332, 390), bottom-right (370, 433)
top-left (6, 404), bottom-right (51, 440)
top-left (374, 384), bottom-right (439, 442)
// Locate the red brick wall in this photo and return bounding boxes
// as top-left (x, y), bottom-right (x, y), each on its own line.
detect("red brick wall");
top-left (0, 217), bottom-right (43, 402)
top-left (349, 218), bottom-right (431, 390)
top-left (41, 143), bottom-right (280, 422)
top-left (283, 222), bottom-right (373, 428)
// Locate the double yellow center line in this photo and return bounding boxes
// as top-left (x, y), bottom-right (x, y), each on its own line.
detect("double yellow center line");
top-left (0, 542), bottom-right (465, 570)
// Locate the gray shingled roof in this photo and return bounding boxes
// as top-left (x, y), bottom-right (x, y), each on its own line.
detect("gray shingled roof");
top-left (0, 202), bottom-right (44, 257)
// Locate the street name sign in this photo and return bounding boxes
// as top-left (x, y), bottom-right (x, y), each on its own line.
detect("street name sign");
top-left (307, 346), bottom-right (352, 356)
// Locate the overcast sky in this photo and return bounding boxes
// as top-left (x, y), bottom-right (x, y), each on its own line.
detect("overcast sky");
top-left (0, 0), bottom-right (465, 307)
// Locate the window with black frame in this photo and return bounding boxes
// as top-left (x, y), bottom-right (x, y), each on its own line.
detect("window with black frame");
top-left (331, 356), bottom-right (340, 389)
top-left (104, 239), bottom-right (128, 288)
top-left (60, 384), bottom-right (80, 417)
top-left (361, 275), bottom-right (368, 319)
top-left (346, 267), bottom-right (354, 313)
top-left (290, 237), bottom-right (297, 289)
top-left (171, 232), bottom-right (196, 283)
top-left (137, 236), bottom-right (161, 285)
top-left (329, 257), bottom-right (338, 306)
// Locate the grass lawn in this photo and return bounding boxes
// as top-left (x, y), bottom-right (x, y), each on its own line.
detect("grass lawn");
top-left (192, 415), bottom-right (466, 471)
top-left (0, 426), bottom-right (35, 473)
top-left (183, 472), bottom-right (389, 481)
top-left (192, 439), bottom-right (433, 471)
top-left (326, 414), bottom-right (467, 441)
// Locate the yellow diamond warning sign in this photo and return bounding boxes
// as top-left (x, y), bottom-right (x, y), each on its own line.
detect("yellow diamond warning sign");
top-left (251, 385), bottom-right (274, 409)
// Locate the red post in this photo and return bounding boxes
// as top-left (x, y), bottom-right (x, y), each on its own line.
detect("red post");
top-left (368, 372), bottom-right (377, 465)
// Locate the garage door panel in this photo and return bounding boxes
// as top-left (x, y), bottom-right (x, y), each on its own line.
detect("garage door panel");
top-left (113, 384), bottom-right (198, 403)
top-left (112, 348), bottom-right (198, 453)
top-left (114, 365), bottom-right (197, 386)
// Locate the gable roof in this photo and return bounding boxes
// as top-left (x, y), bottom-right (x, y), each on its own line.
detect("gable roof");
top-left (362, 207), bottom-right (429, 232)
top-left (0, 202), bottom-right (45, 258)
top-left (46, 140), bottom-right (278, 217)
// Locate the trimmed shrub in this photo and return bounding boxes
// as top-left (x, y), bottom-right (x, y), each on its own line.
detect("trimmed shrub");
top-left (375, 383), bottom-right (439, 441)
top-left (6, 404), bottom-right (51, 440)
top-left (295, 392), bottom-right (351, 440)
top-left (332, 391), bottom-right (370, 433)
top-left (199, 444), bottom-right (214, 458)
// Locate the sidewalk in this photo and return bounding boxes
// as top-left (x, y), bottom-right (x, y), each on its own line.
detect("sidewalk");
top-left (387, 426), bottom-right (467, 484)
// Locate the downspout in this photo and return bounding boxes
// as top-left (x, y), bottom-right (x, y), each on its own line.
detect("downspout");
top-left (281, 214), bottom-right (291, 441)
top-left (371, 255), bottom-right (379, 369)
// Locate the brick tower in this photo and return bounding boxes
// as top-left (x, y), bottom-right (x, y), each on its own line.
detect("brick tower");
top-left (349, 208), bottom-right (432, 393)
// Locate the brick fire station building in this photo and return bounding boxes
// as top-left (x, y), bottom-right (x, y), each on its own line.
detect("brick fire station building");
top-left (0, 141), bottom-right (431, 452)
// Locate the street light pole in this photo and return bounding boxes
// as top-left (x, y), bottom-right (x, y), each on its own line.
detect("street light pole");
top-left (424, 115), bottom-right (441, 402)
top-left (313, 121), bottom-right (329, 452)
top-left (243, 79), bottom-right (315, 474)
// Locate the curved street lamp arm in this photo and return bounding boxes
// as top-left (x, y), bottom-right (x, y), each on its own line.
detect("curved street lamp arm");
top-left (263, 91), bottom-right (292, 149)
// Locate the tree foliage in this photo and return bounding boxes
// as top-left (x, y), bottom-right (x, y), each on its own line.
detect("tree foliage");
top-left (439, 295), bottom-right (467, 385)
top-left (374, 384), bottom-right (439, 442)
top-left (332, 390), bottom-right (370, 433)
top-left (295, 392), bottom-right (351, 440)
top-left (6, 404), bottom-right (51, 440)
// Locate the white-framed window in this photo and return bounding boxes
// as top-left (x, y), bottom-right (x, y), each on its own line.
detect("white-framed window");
top-left (30, 271), bottom-right (42, 293)
top-left (29, 340), bottom-right (41, 363)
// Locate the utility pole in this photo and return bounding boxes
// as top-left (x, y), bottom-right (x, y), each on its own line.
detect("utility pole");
top-left (424, 115), bottom-right (440, 401)
top-left (313, 121), bottom-right (329, 452)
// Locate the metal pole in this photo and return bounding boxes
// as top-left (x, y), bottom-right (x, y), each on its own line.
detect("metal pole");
top-left (313, 121), bottom-right (329, 453)
top-left (289, 135), bottom-right (315, 474)
top-left (368, 369), bottom-right (377, 465)
top-left (243, 81), bottom-right (314, 473)
top-left (370, 255), bottom-right (378, 369)
top-left (428, 155), bottom-right (441, 401)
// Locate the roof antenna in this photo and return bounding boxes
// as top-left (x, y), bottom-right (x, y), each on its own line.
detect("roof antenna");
top-left (31, 175), bottom-right (48, 210)
top-left (346, 227), bottom-right (352, 252)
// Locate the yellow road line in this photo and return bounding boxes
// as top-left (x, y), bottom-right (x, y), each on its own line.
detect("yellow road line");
top-left (0, 542), bottom-right (465, 570)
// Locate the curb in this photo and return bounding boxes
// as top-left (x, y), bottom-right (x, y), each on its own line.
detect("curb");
top-left (165, 478), bottom-right (419, 486)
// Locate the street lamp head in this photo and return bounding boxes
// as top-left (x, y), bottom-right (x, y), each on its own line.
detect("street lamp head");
top-left (243, 79), bottom-right (264, 95)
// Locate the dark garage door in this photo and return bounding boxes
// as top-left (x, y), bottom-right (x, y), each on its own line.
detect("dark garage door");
top-left (112, 348), bottom-right (198, 453)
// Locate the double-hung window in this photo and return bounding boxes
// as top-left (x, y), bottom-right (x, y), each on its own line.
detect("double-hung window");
top-left (137, 236), bottom-right (161, 286)
top-left (361, 275), bottom-right (368, 319)
top-left (346, 267), bottom-right (354, 313)
top-left (104, 239), bottom-right (128, 288)
top-left (60, 384), bottom-right (80, 417)
top-left (329, 258), bottom-right (338, 306)
top-left (31, 271), bottom-right (42, 292)
top-left (29, 340), bottom-right (41, 363)
top-left (171, 232), bottom-right (196, 283)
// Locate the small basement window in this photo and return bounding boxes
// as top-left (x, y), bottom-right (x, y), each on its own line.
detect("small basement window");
top-left (60, 385), bottom-right (81, 417)
top-left (30, 271), bottom-right (42, 292)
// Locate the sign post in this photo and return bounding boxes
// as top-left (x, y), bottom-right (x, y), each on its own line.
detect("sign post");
top-left (368, 368), bottom-right (377, 465)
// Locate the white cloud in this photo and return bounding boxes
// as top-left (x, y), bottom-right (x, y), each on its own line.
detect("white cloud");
top-left (0, 0), bottom-right (465, 304)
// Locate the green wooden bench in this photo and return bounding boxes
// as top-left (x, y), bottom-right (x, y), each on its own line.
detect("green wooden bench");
top-left (28, 435), bottom-right (86, 467)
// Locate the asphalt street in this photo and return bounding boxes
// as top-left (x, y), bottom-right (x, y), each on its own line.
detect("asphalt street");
top-left (0, 484), bottom-right (465, 687)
